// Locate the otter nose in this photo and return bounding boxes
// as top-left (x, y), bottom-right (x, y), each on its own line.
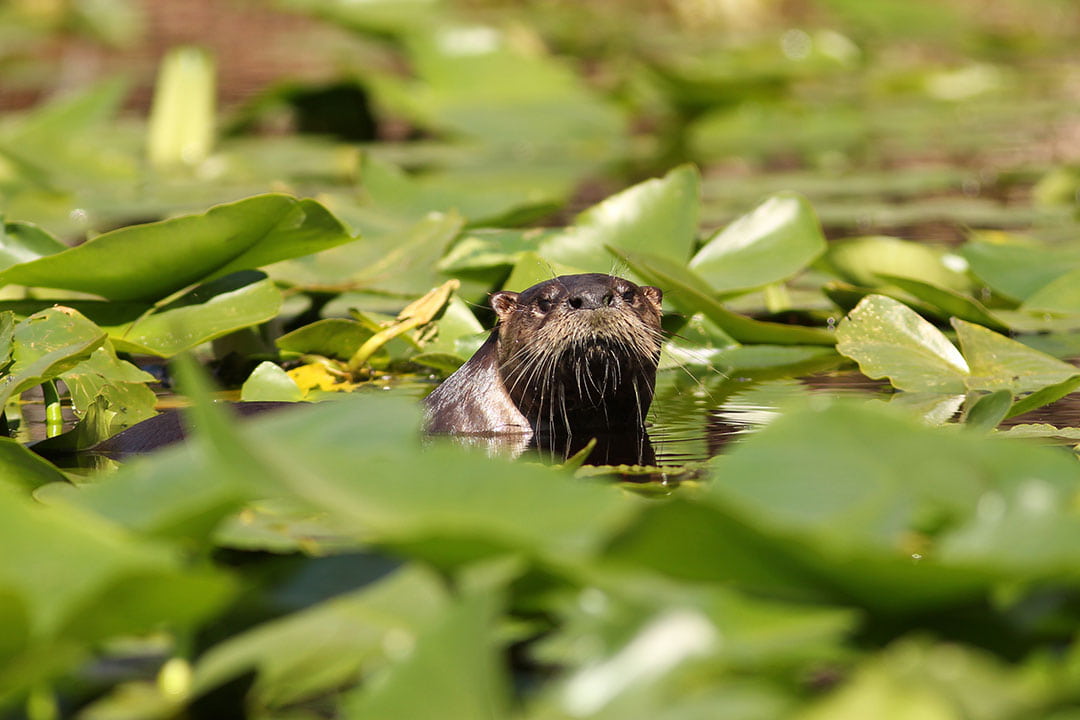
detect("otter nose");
top-left (567, 288), bottom-right (615, 310)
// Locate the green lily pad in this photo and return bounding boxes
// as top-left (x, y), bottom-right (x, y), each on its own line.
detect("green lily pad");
top-left (690, 192), bottom-right (826, 295)
top-left (0, 194), bottom-right (353, 302)
top-left (704, 399), bottom-right (1080, 606)
top-left (618, 248), bottom-right (835, 346)
top-left (276, 318), bottom-right (376, 361)
top-left (0, 218), bottom-right (67, 272)
top-left (1020, 267), bottom-right (1080, 314)
top-left (240, 362), bottom-right (305, 402)
top-left (437, 227), bottom-right (556, 274)
top-left (952, 318), bottom-right (1080, 394)
top-left (0, 306), bottom-right (107, 408)
top-left (962, 389), bottom-right (1013, 433)
top-left (877, 274), bottom-right (1008, 331)
top-left (23, 345), bottom-right (162, 451)
top-left (1006, 376), bottom-right (1080, 420)
top-left (961, 239), bottom-right (1080, 302)
top-left (0, 483), bottom-right (233, 696)
top-left (836, 295), bottom-right (968, 393)
top-left (113, 272), bottom-right (284, 357)
top-left (0, 438), bottom-right (70, 492)
top-left (825, 236), bottom-right (970, 292)
top-left (501, 251), bottom-right (579, 293)
top-left (270, 209), bottom-right (463, 296)
top-left (540, 165), bottom-right (700, 273)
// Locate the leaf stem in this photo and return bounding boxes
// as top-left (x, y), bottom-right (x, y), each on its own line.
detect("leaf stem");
top-left (42, 380), bottom-right (63, 438)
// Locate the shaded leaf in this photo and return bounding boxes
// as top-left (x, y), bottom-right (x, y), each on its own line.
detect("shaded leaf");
top-left (961, 239), bottom-right (1080, 302)
top-left (963, 390), bottom-right (1013, 433)
top-left (193, 565), bottom-right (449, 710)
top-left (342, 573), bottom-right (509, 720)
top-left (277, 318), bottom-right (375, 361)
top-left (0, 307), bottom-right (107, 408)
top-left (952, 318), bottom-right (1079, 394)
top-left (0, 219), bottom-right (67, 273)
top-left (1020, 267), bottom-right (1080, 314)
top-left (113, 272), bottom-right (284, 357)
top-left (0, 438), bottom-right (69, 492)
top-left (825, 236), bottom-right (970, 292)
top-left (877, 274), bottom-right (1008, 331)
top-left (1006, 375), bottom-right (1080, 420)
top-left (617, 248), bottom-right (834, 345)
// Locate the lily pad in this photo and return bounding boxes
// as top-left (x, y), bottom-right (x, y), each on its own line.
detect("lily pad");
top-left (618, 248), bottom-right (835, 346)
top-left (0, 438), bottom-right (70, 492)
top-left (0, 194), bottom-right (353, 302)
top-left (539, 165), bottom-right (700, 274)
top-left (0, 307), bottom-right (107, 408)
top-left (241, 362), bottom-right (305, 402)
top-left (113, 272), bottom-right (284, 357)
top-left (690, 192), bottom-right (826, 295)
top-left (0, 218), bottom-right (67, 272)
top-left (825, 236), bottom-right (970, 292)
top-left (1020, 267), bottom-right (1080, 314)
top-left (835, 295), bottom-right (968, 393)
top-left (877, 274), bottom-right (1008, 331)
top-left (961, 239), bottom-right (1080, 302)
top-left (276, 318), bottom-right (376, 361)
top-left (952, 318), bottom-right (1080, 394)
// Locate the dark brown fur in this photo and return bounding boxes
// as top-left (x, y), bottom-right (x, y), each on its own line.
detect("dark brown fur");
top-left (424, 274), bottom-right (663, 437)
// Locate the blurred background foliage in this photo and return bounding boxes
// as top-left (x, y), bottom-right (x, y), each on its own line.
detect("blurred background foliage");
top-left (4, 2), bottom-right (1080, 719)
top-left (1, 0), bottom-right (1078, 242)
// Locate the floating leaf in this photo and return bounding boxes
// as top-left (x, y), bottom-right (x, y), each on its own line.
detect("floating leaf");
top-left (341, 578), bottom-right (509, 719)
top-left (0, 438), bottom-right (69, 492)
top-left (241, 362), bottom-right (305, 402)
top-left (0, 307), bottom-right (107, 408)
top-left (113, 272), bottom-right (284, 357)
top-left (540, 165), bottom-right (700, 273)
top-left (617, 248), bottom-right (834, 346)
top-left (0, 195), bottom-right (353, 302)
top-left (836, 295), bottom-right (968, 393)
top-left (1006, 376), bottom-right (1080, 420)
top-left (703, 400), bottom-right (1080, 608)
top-left (276, 318), bottom-right (375, 360)
top-left (962, 390), bottom-right (1013, 433)
top-left (952, 318), bottom-right (1079, 394)
top-left (961, 239), bottom-right (1080, 302)
top-left (877, 274), bottom-right (1008, 331)
top-left (1020, 267), bottom-right (1080, 314)
top-left (0, 219), bottom-right (66, 273)
top-left (690, 192), bottom-right (826, 295)
top-left (192, 565), bottom-right (449, 711)
top-left (825, 236), bottom-right (970, 292)
top-left (270, 209), bottom-right (463, 296)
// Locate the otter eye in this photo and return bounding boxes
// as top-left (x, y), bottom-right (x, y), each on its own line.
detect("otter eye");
top-left (536, 298), bottom-right (552, 313)
top-left (622, 290), bottom-right (636, 303)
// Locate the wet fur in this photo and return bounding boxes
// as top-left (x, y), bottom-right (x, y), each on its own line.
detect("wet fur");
top-left (424, 274), bottom-right (663, 437)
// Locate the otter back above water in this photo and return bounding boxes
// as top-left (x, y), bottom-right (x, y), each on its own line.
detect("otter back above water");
top-left (423, 273), bottom-right (664, 437)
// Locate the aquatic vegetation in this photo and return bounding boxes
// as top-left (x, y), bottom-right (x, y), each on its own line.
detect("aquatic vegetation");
top-left (2, 0), bottom-right (1080, 717)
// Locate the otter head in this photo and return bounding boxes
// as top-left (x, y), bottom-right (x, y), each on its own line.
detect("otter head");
top-left (489, 273), bottom-right (664, 436)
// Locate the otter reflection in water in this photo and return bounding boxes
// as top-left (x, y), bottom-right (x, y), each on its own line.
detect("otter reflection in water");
top-left (423, 274), bottom-right (664, 465)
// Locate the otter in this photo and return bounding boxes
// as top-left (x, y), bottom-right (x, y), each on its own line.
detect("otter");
top-left (424, 274), bottom-right (664, 438)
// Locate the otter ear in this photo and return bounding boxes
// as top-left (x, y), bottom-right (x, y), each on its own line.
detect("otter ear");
top-left (641, 286), bottom-right (663, 309)
top-left (490, 291), bottom-right (520, 320)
